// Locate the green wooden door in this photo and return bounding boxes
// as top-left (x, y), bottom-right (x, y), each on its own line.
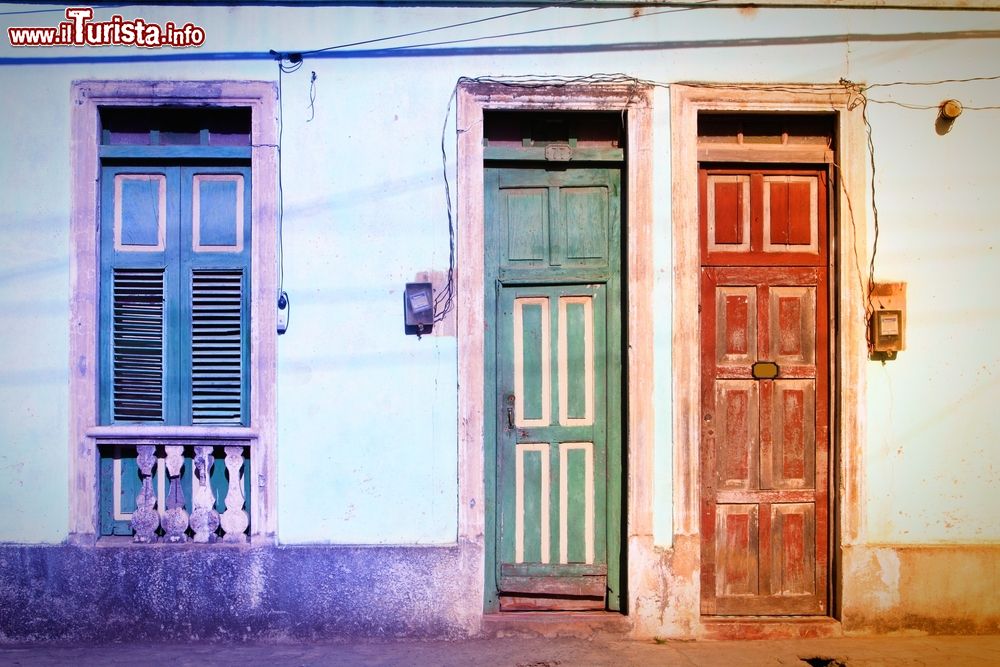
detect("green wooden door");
top-left (486, 165), bottom-right (622, 611)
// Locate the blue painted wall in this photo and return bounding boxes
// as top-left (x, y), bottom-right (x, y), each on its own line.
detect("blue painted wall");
top-left (0, 3), bottom-right (997, 551)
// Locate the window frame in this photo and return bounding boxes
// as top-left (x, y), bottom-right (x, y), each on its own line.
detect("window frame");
top-left (70, 81), bottom-right (278, 544)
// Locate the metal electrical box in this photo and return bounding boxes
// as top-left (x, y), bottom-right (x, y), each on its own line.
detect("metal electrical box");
top-left (869, 282), bottom-right (906, 360)
top-left (404, 282), bottom-right (434, 336)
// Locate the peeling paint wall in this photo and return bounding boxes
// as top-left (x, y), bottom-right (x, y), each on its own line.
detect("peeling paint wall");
top-left (842, 545), bottom-right (1000, 633)
top-left (0, 1), bottom-right (998, 639)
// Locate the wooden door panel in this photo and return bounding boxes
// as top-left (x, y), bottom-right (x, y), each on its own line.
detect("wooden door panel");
top-left (502, 188), bottom-right (549, 267)
top-left (704, 174), bottom-right (751, 252)
top-left (769, 285), bottom-right (816, 368)
top-left (514, 442), bottom-right (550, 564)
top-left (700, 165), bottom-right (829, 617)
top-left (498, 286), bottom-right (609, 609)
top-left (715, 504), bottom-right (760, 597)
top-left (559, 297), bottom-right (595, 426)
top-left (488, 163), bottom-right (621, 612)
top-left (715, 286), bottom-right (757, 370)
top-left (715, 380), bottom-right (759, 490)
top-left (763, 175), bottom-right (819, 253)
top-left (701, 168), bottom-right (827, 267)
top-left (761, 380), bottom-right (816, 490)
top-left (563, 187), bottom-right (610, 266)
top-left (513, 297), bottom-right (551, 427)
top-left (769, 502), bottom-right (816, 597)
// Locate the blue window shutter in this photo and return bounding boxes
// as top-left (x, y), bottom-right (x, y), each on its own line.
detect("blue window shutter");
top-left (100, 164), bottom-right (249, 426)
top-left (99, 165), bottom-right (180, 425)
top-left (110, 268), bottom-right (165, 422)
top-left (180, 166), bottom-right (252, 426)
top-left (189, 269), bottom-right (246, 424)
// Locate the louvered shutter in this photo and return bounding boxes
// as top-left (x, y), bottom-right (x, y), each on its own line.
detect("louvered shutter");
top-left (100, 166), bottom-right (179, 424)
top-left (111, 268), bottom-right (165, 422)
top-left (100, 164), bottom-right (250, 426)
top-left (190, 270), bottom-right (246, 423)
top-left (181, 166), bottom-right (251, 425)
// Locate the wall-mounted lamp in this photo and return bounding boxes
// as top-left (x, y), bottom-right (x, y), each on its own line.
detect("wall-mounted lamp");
top-left (277, 291), bottom-right (290, 335)
top-left (939, 99), bottom-right (963, 121)
top-left (936, 99), bottom-right (963, 135)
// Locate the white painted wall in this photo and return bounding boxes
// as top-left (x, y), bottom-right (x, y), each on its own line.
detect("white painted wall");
top-left (0, 3), bottom-right (997, 546)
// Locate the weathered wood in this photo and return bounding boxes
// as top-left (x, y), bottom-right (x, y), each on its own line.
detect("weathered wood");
top-left (99, 145), bottom-right (251, 160)
top-left (131, 445), bottom-right (159, 543)
top-left (501, 562), bottom-right (607, 578)
top-left (489, 163), bottom-right (620, 610)
top-left (221, 446), bottom-right (249, 542)
top-left (500, 575), bottom-right (607, 597)
top-left (484, 145), bottom-right (624, 162)
top-left (499, 594), bottom-right (605, 612)
top-left (698, 145), bottom-right (832, 165)
top-left (701, 168), bottom-right (829, 616)
top-left (190, 445), bottom-right (219, 543)
top-left (161, 445), bottom-right (189, 542)
top-left (460, 82), bottom-right (653, 614)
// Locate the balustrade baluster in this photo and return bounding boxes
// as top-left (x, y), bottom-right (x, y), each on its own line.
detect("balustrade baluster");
top-left (162, 445), bottom-right (189, 542)
top-left (131, 445), bottom-right (159, 543)
top-left (190, 445), bottom-right (220, 543)
top-left (220, 446), bottom-right (249, 542)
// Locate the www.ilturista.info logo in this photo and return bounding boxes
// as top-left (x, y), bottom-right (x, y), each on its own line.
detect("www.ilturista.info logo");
top-left (8, 7), bottom-right (206, 48)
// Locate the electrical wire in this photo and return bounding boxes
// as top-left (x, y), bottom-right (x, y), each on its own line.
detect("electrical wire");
top-left (307, 71), bottom-right (317, 122)
top-left (297, 0), bottom-right (584, 56)
top-left (266, 0), bottom-right (1000, 334)
top-left (861, 96), bottom-right (879, 349)
top-left (276, 61), bottom-right (293, 299)
top-left (433, 84), bottom-right (459, 325)
top-left (866, 97), bottom-right (1000, 111)
top-left (377, 0), bottom-right (722, 53)
top-left (432, 73), bottom-right (1000, 347)
top-left (864, 74), bottom-right (1000, 89)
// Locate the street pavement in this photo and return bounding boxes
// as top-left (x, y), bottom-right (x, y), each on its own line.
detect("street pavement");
top-left (1, 635), bottom-right (998, 666)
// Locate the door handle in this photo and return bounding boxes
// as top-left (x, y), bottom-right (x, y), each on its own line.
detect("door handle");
top-left (504, 394), bottom-right (515, 429)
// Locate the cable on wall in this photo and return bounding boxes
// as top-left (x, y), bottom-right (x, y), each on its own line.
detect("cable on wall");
top-left (435, 73), bottom-right (1000, 348)
top-left (265, 8), bottom-right (1000, 340)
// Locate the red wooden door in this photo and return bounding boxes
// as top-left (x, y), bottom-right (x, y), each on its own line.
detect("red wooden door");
top-left (699, 168), bottom-right (829, 615)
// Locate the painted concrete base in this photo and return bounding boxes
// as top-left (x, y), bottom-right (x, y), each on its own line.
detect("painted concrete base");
top-left (842, 544), bottom-right (1000, 635)
top-left (0, 542), bottom-right (482, 643)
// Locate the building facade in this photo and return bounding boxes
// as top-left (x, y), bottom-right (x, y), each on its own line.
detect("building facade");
top-left (0, 0), bottom-right (998, 642)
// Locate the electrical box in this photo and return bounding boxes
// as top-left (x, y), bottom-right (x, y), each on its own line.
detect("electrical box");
top-left (404, 282), bottom-right (434, 336)
top-left (869, 282), bottom-right (906, 360)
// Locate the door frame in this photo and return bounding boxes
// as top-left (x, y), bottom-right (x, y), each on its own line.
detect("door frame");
top-left (670, 85), bottom-right (868, 631)
top-left (456, 82), bottom-right (654, 614)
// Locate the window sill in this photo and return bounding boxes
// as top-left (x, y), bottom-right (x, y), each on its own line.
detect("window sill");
top-left (86, 425), bottom-right (257, 445)
top-left (93, 535), bottom-right (264, 548)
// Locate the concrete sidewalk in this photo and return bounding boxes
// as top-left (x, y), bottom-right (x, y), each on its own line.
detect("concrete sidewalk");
top-left (1, 635), bottom-right (998, 666)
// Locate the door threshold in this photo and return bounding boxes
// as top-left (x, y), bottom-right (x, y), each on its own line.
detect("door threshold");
top-left (482, 611), bottom-right (630, 639)
top-left (700, 616), bottom-right (842, 640)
